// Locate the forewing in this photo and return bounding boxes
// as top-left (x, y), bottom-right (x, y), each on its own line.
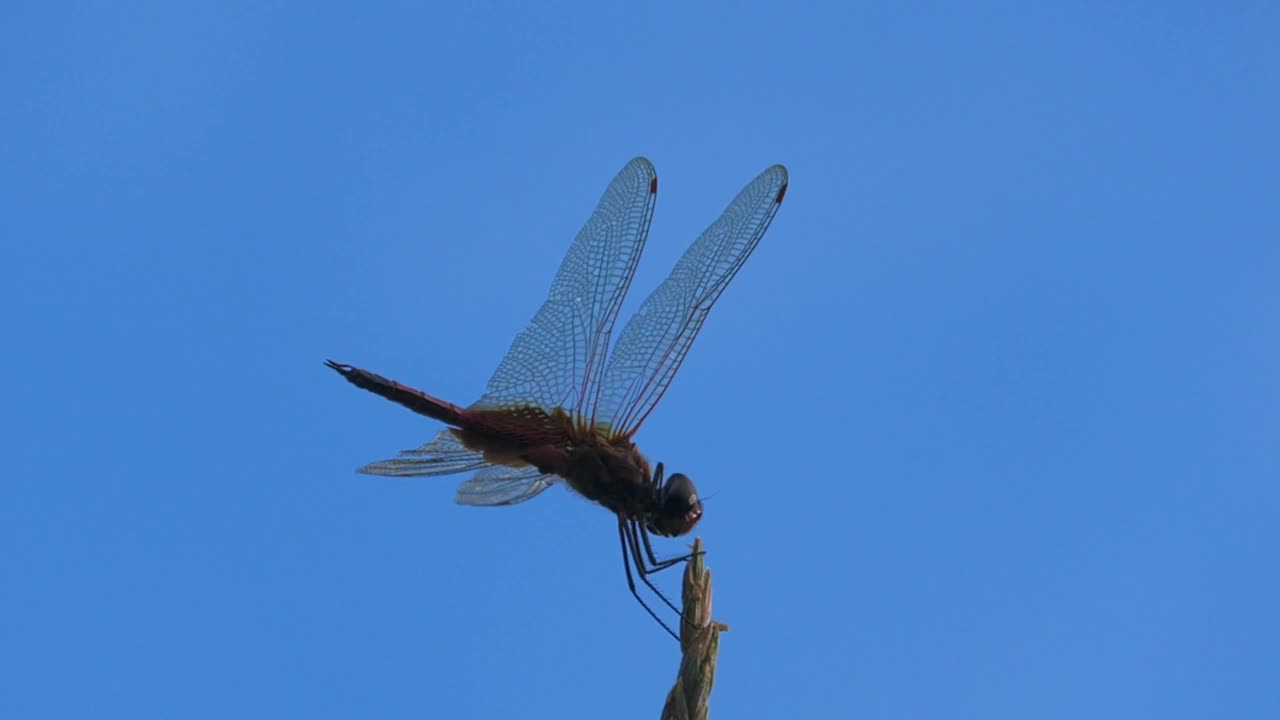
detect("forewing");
top-left (471, 158), bottom-right (658, 423)
top-left (357, 429), bottom-right (489, 477)
top-left (455, 465), bottom-right (559, 506)
top-left (595, 164), bottom-right (788, 437)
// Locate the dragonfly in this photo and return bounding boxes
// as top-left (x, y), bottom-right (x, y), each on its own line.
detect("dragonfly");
top-left (327, 157), bottom-right (787, 639)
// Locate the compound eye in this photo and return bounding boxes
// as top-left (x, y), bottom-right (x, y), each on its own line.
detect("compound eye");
top-left (663, 473), bottom-right (698, 513)
top-left (650, 472), bottom-right (702, 537)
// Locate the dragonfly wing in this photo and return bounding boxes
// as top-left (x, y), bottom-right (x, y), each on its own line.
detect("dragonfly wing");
top-left (455, 465), bottom-right (559, 506)
top-left (356, 429), bottom-right (557, 506)
top-left (595, 164), bottom-right (789, 437)
top-left (357, 429), bottom-right (490, 477)
top-left (472, 157), bottom-right (658, 422)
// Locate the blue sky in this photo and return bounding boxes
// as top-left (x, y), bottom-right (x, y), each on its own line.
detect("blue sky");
top-left (3, 2), bottom-right (1277, 718)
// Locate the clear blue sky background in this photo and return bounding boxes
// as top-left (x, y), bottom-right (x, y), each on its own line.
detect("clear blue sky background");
top-left (3, 2), bottom-right (1276, 718)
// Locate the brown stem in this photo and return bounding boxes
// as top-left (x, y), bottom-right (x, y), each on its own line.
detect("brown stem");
top-left (661, 537), bottom-right (727, 720)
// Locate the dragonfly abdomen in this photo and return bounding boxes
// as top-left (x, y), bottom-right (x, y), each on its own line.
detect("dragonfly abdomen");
top-left (325, 361), bottom-right (467, 425)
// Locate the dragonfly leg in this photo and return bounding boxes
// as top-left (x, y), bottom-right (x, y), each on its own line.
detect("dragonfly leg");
top-left (634, 519), bottom-right (693, 572)
top-left (617, 518), bottom-right (680, 641)
top-left (623, 519), bottom-right (704, 634)
top-left (635, 520), bottom-right (699, 571)
top-left (623, 520), bottom-right (682, 616)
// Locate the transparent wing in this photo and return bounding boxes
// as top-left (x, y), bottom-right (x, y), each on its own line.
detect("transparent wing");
top-left (595, 164), bottom-right (789, 437)
top-left (354, 429), bottom-right (556, 506)
top-left (455, 465), bottom-right (559, 506)
top-left (471, 157), bottom-right (658, 423)
top-left (356, 429), bottom-right (489, 477)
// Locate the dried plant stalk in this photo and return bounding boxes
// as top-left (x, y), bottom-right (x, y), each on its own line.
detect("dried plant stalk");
top-left (661, 537), bottom-right (727, 720)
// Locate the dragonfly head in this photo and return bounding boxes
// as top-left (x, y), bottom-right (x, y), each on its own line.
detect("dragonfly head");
top-left (648, 472), bottom-right (703, 537)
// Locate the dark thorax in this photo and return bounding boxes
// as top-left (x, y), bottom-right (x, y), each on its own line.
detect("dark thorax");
top-left (561, 436), bottom-right (656, 518)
